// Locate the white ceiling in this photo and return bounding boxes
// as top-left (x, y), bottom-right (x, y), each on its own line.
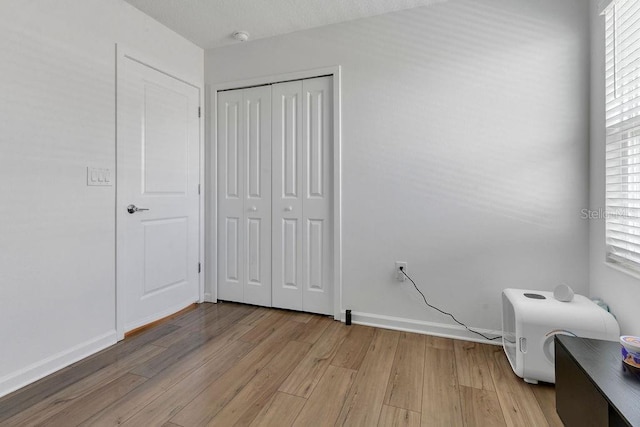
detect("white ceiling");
top-left (124, 0), bottom-right (446, 49)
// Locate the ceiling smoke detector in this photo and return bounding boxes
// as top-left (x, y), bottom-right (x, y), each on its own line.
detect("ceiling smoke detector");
top-left (232, 31), bottom-right (250, 42)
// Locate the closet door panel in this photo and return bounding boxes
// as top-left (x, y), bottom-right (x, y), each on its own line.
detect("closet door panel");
top-left (217, 90), bottom-right (245, 303)
top-left (243, 86), bottom-right (272, 306)
top-left (272, 80), bottom-right (304, 311)
top-left (302, 77), bottom-right (333, 315)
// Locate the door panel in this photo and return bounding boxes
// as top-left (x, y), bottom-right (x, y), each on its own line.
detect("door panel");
top-left (307, 89), bottom-right (325, 198)
top-left (217, 90), bottom-right (244, 303)
top-left (283, 218), bottom-right (299, 288)
top-left (143, 83), bottom-right (189, 194)
top-left (247, 96), bottom-right (263, 198)
top-left (247, 218), bottom-right (262, 283)
top-left (301, 77), bottom-right (333, 314)
top-left (217, 86), bottom-right (272, 306)
top-left (283, 94), bottom-right (299, 198)
top-left (117, 56), bottom-right (200, 333)
top-left (243, 86), bottom-right (272, 306)
top-left (225, 217), bottom-right (240, 282)
top-left (306, 219), bottom-right (324, 291)
top-left (272, 81), bottom-right (304, 311)
top-left (142, 217), bottom-right (188, 295)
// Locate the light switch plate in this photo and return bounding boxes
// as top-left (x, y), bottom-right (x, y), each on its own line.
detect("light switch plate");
top-left (87, 167), bottom-right (112, 186)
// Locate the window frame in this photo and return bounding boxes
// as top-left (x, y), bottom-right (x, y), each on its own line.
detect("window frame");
top-left (603, 0), bottom-right (640, 275)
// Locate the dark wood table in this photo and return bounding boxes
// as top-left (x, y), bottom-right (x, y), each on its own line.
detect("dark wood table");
top-left (555, 335), bottom-right (640, 427)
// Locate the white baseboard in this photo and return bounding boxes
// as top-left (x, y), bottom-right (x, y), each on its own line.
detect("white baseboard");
top-left (204, 292), bottom-right (215, 303)
top-left (0, 331), bottom-right (117, 399)
top-left (342, 311), bottom-right (503, 346)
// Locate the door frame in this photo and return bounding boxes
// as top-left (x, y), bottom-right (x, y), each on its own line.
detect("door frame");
top-left (208, 66), bottom-right (343, 320)
top-left (115, 44), bottom-right (205, 340)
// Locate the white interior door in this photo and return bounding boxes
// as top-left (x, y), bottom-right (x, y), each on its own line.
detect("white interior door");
top-left (272, 77), bottom-right (333, 315)
top-left (217, 86), bottom-right (272, 306)
top-left (117, 55), bottom-right (200, 334)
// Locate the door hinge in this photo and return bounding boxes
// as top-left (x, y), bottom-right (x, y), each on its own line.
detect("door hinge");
top-left (198, 262), bottom-right (201, 274)
top-left (198, 184), bottom-right (201, 195)
top-left (198, 107), bottom-right (201, 118)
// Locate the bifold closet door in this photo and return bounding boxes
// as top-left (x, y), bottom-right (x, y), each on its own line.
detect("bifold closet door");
top-left (217, 86), bottom-right (272, 306)
top-left (272, 77), bottom-right (333, 315)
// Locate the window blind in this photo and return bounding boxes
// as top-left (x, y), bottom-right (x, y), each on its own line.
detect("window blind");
top-left (605, 0), bottom-right (640, 270)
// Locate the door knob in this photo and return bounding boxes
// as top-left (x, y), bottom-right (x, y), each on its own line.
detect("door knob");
top-left (285, 206), bottom-right (293, 212)
top-left (127, 204), bottom-right (150, 214)
top-left (249, 206), bottom-right (257, 212)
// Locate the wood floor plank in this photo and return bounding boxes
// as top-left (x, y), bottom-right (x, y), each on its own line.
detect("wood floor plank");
top-left (384, 332), bottom-right (425, 412)
top-left (166, 302), bottom-right (216, 328)
top-left (1, 344), bottom-right (165, 427)
top-left (494, 391), bottom-right (548, 427)
top-left (35, 373), bottom-right (147, 427)
top-left (152, 304), bottom-right (230, 347)
top-left (288, 311), bottom-right (315, 323)
top-left (336, 328), bottom-right (400, 426)
top-left (483, 345), bottom-right (548, 427)
top-left (424, 335), bottom-right (454, 350)
top-left (125, 304), bottom-right (198, 338)
top-left (279, 320), bottom-right (348, 397)
top-left (454, 341), bottom-right (495, 391)
top-left (131, 305), bottom-right (256, 378)
top-left (114, 338), bottom-right (254, 427)
top-left (293, 315), bottom-right (332, 344)
top-left (206, 340), bottom-right (312, 426)
top-left (82, 322), bottom-right (255, 427)
top-left (249, 392), bottom-right (307, 427)
top-left (459, 385), bottom-right (506, 427)
top-left (239, 311), bottom-right (288, 343)
top-left (152, 302), bottom-right (255, 349)
top-left (238, 306), bottom-right (273, 326)
top-left (532, 383), bottom-right (563, 427)
top-left (168, 320), bottom-right (304, 426)
top-left (330, 324), bottom-right (376, 370)
top-left (0, 323), bottom-right (178, 423)
top-left (378, 405), bottom-right (421, 427)
top-left (115, 322), bottom-right (183, 352)
top-left (421, 346), bottom-right (463, 427)
top-left (293, 365), bottom-right (357, 427)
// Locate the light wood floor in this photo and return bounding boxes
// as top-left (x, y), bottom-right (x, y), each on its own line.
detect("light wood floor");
top-left (0, 302), bottom-right (563, 426)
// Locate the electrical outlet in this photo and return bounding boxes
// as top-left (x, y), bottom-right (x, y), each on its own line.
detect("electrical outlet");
top-left (395, 261), bottom-right (407, 281)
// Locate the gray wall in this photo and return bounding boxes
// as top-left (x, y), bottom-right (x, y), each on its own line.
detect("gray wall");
top-left (0, 0), bottom-right (203, 397)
